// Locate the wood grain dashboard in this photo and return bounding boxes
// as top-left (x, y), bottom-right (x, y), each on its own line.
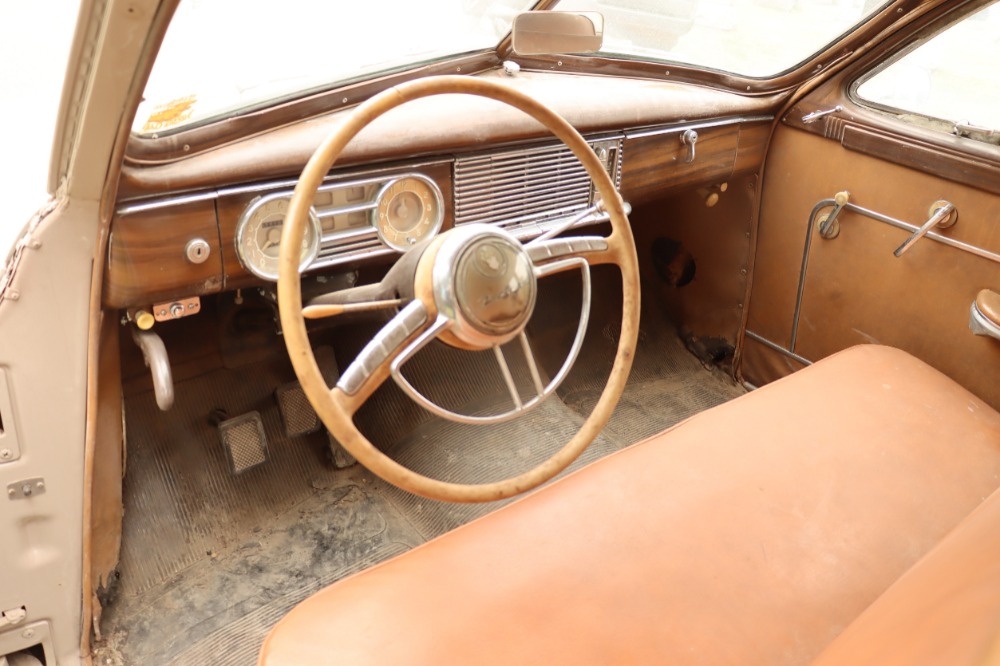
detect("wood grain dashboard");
top-left (104, 118), bottom-right (771, 310)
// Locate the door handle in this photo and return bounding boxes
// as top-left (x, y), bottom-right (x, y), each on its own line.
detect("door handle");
top-left (970, 289), bottom-right (1000, 342)
top-left (680, 129), bottom-right (698, 163)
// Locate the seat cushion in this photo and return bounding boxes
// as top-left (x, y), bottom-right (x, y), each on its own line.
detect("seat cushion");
top-left (809, 483), bottom-right (1000, 666)
top-left (259, 346), bottom-right (1000, 665)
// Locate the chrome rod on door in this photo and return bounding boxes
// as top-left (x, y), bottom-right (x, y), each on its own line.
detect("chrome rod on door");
top-left (893, 201), bottom-right (957, 257)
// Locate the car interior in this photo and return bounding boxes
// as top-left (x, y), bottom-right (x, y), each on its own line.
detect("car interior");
top-left (1, 0), bottom-right (999, 664)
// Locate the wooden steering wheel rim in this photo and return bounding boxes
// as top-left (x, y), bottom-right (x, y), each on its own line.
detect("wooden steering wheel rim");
top-left (278, 75), bottom-right (640, 502)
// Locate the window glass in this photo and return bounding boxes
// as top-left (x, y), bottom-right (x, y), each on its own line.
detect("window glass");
top-left (554, 0), bottom-right (888, 78)
top-left (856, 2), bottom-right (1000, 133)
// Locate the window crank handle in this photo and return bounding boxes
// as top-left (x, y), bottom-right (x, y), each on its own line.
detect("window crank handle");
top-left (893, 201), bottom-right (956, 257)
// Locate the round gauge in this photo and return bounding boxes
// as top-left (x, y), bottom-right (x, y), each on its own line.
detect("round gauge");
top-left (235, 194), bottom-right (321, 281)
top-left (372, 175), bottom-right (444, 251)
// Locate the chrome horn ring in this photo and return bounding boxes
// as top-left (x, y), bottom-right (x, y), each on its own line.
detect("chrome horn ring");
top-left (385, 224), bottom-right (592, 425)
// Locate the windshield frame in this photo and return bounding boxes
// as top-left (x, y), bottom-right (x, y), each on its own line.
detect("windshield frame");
top-left (500, 0), bottom-right (929, 95)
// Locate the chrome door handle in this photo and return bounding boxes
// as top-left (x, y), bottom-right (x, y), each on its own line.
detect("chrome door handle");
top-left (970, 289), bottom-right (1000, 342)
top-left (802, 105), bottom-right (843, 124)
top-left (893, 201), bottom-right (956, 257)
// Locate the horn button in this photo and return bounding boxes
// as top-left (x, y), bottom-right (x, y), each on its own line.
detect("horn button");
top-left (440, 232), bottom-right (537, 348)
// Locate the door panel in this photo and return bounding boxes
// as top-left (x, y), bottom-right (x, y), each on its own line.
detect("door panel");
top-left (744, 126), bottom-right (1000, 408)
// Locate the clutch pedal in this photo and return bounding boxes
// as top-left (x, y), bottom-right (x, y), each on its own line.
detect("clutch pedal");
top-left (218, 411), bottom-right (269, 474)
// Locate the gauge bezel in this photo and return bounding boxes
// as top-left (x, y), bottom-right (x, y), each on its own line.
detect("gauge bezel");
top-left (371, 174), bottom-right (445, 252)
top-left (235, 192), bottom-right (321, 281)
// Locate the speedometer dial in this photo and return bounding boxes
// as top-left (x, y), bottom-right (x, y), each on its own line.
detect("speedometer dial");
top-left (236, 193), bottom-right (321, 281)
top-left (373, 175), bottom-right (444, 251)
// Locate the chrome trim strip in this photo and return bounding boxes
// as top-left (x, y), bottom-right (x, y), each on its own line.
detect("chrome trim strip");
top-left (624, 115), bottom-right (773, 140)
top-left (116, 158), bottom-right (455, 214)
top-left (116, 190), bottom-right (218, 216)
top-left (744, 330), bottom-right (812, 366)
top-left (216, 158), bottom-right (453, 198)
top-left (316, 202), bottom-right (375, 220)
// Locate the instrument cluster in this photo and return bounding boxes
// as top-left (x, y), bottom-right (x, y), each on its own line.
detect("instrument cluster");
top-left (234, 169), bottom-right (446, 281)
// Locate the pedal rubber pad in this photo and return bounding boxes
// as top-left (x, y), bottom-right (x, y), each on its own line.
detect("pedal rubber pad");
top-left (275, 346), bottom-right (339, 438)
top-left (327, 432), bottom-right (357, 469)
top-left (275, 382), bottom-right (322, 437)
top-left (218, 411), bottom-right (269, 474)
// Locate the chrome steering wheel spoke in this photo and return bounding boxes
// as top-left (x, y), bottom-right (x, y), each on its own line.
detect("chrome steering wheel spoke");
top-left (526, 236), bottom-right (609, 267)
top-left (387, 254), bottom-right (592, 425)
top-left (336, 300), bottom-right (431, 398)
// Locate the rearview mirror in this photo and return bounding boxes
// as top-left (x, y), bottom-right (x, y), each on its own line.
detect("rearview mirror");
top-left (511, 11), bottom-right (604, 56)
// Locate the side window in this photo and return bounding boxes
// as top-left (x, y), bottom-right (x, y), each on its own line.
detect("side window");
top-left (855, 2), bottom-right (1000, 143)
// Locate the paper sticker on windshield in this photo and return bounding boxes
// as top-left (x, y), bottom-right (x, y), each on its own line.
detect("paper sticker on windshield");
top-left (141, 95), bottom-right (197, 133)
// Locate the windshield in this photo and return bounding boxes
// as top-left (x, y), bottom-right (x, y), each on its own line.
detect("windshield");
top-left (138, 0), bottom-right (889, 137)
top-left (555, 0), bottom-right (887, 78)
top-left (135, 0), bottom-right (534, 135)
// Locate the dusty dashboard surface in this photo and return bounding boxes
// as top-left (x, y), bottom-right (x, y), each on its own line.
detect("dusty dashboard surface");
top-left (106, 72), bottom-right (776, 313)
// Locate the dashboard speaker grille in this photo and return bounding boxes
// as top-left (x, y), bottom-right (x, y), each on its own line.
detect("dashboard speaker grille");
top-left (453, 139), bottom-right (621, 232)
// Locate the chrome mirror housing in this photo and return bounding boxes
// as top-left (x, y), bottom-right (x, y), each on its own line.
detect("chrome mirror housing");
top-left (512, 11), bottom-right (604, 55)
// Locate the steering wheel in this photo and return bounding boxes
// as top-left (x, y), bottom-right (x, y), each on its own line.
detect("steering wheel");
top-left (278, 76), bottom-right (639, 503)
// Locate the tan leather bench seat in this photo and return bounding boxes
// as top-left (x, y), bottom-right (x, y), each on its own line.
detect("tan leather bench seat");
top-left (260, 345), bottom-right (1000, 665)
top-left (810, 481), bottom-right (1000, 665)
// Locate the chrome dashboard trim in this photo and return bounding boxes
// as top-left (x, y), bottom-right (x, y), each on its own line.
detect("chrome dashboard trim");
top-left (116, 190), bottom-right (219, 217)
top-left (216, 158), bottom-right (454, 198)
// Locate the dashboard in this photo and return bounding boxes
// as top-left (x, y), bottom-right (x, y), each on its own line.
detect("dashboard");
top-left (105, 115), bottom-right (772, 314)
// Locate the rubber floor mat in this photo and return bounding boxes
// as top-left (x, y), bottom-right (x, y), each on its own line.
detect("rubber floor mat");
top-left (375, 395), bottom-right (624, 540)
top-left (99, 473), bottom-right (420, 665)
top-left (114, 351), bottom-right (340, 600)
top-left (104, 269), bottom-right (745, 664)
top-left (530, 267), bottom-right (745, 443)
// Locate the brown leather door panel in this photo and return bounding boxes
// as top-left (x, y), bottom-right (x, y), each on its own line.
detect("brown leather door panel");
top-left (744, 126), bottom-right (1000, 408)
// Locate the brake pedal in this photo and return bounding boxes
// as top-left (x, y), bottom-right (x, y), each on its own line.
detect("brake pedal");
top-left (327, 433), bottom-right (357, 469)
top-left (275, 382), bottom-right (322, 437)
top-left (275, 346), bottom-right (339, 437)
top-left (218, 411), bottom-right (269, 474)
